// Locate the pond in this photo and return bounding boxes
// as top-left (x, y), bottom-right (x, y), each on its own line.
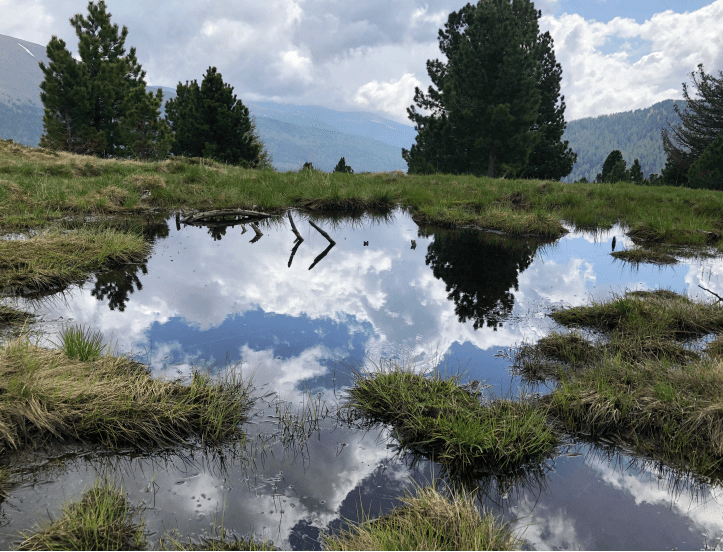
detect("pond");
top-left (3, 208), bottom-right (723, 550)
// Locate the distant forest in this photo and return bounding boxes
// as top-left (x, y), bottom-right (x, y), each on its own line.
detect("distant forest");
top-left (562, 99), bottom-right (687, 183)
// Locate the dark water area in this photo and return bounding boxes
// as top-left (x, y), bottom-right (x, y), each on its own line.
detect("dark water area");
top-left (3, 209), bottom-right (723, 550)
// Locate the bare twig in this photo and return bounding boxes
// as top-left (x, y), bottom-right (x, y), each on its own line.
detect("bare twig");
top-left (288, 212), bottom-right (303, 243)
top-left (699, 284), bottom-right (723, 303)
top-left (308, 220), bottom-right (336, 245)
top-left (250, 223), bottom-right (263, 243)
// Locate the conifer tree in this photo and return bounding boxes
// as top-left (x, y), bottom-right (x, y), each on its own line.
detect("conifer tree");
top-left (119, 87), bottom-right (173, 160)
top-left (686, 131), bottom-right (723, 190)
top-left (39, 37), bottom-right (101, 153)
top-left (661, 64), bottom-right (723, 187)
top-left (403, 0), bottom-right (574, 180)
top-left (596, 150), bottom-right (629, 183)
top-left (333, 157), bottom-right (354, 173)
top-left (39, 1), bottom-right (157, 157)
top-left (628, 158), bottom-right (644, 184)
top-left (165, 67), bottom-right (267, 167)
top-left (516, 31), bottom-right (577, 181)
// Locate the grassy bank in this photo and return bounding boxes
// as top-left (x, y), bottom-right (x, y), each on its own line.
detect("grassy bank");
top-left (323, 485), bottom-right (522, 551)
top-left (341, 363), bottom-right (558, 476)
top-left (2, 139), bottom-right (723, 247)
top-left (515, 290), bottom-right (723, 476)
top-left (0, 226), bottom-right (151, 296)
top-left (0, 327), bottom-right (254, 453)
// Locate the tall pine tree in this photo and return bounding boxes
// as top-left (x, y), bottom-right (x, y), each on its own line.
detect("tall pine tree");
top-left (165, 67), bottom-right (267, 168)
top-left (661, 63), bottom-right (723, 187)
top-left (403, 0), bottom-right (574, 180)
top-left (516, 30), bottom-right (577, 181)
top-left (39, 1), bottom-right (159, 158)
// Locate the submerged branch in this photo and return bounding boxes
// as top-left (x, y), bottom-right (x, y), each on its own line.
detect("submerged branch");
top-left (308, 220), bottom-right (336, 245)
top-left (288, 212), bottom-right (304, 243)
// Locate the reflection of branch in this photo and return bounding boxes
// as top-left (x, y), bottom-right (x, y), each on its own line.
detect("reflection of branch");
top-left (288, 212), bottom-right (303, 243)
top-left (308, 220), bottom-right (336, 245)
top-left (175, 213), bottom-right (181, 232)
top-left (699, 284), bottom-right (723, 303)
top-left (250, 223), bottom-right (263, 244)
top-left (288, 239), bottom-right (303, 268)
top-left (309, 242), bottom-right (335, 270)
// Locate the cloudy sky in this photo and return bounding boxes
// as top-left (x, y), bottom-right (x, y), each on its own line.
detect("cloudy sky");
top-left (2, 0), bottom-right (722, 124)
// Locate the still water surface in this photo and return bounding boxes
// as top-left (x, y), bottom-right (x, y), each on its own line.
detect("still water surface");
top-left (3, 208), bottom-right (723, 550)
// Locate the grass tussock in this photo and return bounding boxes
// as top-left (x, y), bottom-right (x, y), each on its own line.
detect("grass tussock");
top-left (323, 485), bottom-right (522, 551)
top-left (611, 248), bottom-right (678, 265)
top-left (341, 363), bottom-right (557, 474)
top-left (0, 305), bottom-right (34, 327)
top-left (18, 478), bottom-right (146, 551)
top-left (550, 289), bottom-right (723, 341)
top-left (3, 139), bottom-right (723, 247)
top-left (516, 290), bottom-right (723, 476)
top-left (0, 330), bottom-right (254, 452)
top-left (0, 227), bottom-right (151, 295)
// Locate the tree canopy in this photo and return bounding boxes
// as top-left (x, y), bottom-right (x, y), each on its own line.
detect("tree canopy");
top-left (39, 1), bottom-right (167, 158)
top-left (402, 0), bottom-right (575, 180)
top-left (661, 63), bottom-right (723, 187)
top-left (165, 67), bottom-right (268, 168)
top-left (333, 157), bottom-right (354, 173)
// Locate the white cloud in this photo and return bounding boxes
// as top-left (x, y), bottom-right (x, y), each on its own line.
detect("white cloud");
top-left (353, 73), bottom-right (422, 115)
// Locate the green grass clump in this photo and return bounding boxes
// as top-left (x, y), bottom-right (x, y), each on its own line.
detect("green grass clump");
top-left (323, 485), bottom-right (522, 551)
top-left (0, 227), bottom-right (151, 296)
top-left (516, 290), bottom-right (723, 477)
top-left (0, 331), bottom-right (254, 452)
top-left (342, 363), bottom-right (557, 474)
top-left (550, 289), bottom-right (723, 340)
top-left (18, 478), bottom-right (146, 551)
top-left (55, 324), bottom-right (106, 361)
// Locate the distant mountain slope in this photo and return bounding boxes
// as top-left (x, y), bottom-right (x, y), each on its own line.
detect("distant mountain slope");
top-left (0, 33), bottom-right (690, 180)
top-left (0, 33), bottom-right (49, 148)
top-left (148, 86), bottom-right (412, 172)
top-left (561, 99), bottom-right (688, 182)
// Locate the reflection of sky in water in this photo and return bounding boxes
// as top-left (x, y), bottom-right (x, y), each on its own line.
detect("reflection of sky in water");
top-left (5, 209), bottom-right (723, 550)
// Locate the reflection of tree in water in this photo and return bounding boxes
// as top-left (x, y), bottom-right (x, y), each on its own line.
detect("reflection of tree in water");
top-left (424, 229), bottom-right (549, 330)
top-left (208, 226), bottom-right (228, 241)
top-left (91, 263), bottom-right (147, 311)
top-left (89, 218), bottom-right (169, 311)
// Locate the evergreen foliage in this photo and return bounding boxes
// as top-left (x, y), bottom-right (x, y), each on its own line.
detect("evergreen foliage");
top-left (687, 131), bottom-right (723, 191)
top-left (596, 150), bottom-right (629, 183)
top-left (628, 158), bottom-right (644, 184)
top-left (661, 64), bottom-right (723, 187)
top-left (119, 87), bottom-right (173, 160)
top-left (515, 30), bottom-right (577, 181)
top-left (38, 1), bottom-right (162, 158)
top-left (333, 157), bottom-right (354, 173)
top-left (562, 100), bottom-right (687, 183)
top-left (165, 66), bottom-right (267, 168)
top-left (402, 0), bottom-right (574, 180)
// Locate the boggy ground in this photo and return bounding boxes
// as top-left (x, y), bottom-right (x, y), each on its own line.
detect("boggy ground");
top-left (514, 289), bottom-right (723, 478)
top-left (0, 323), bottom-right (255, 515)
top-left (2, 138), bottom-right (723, 249)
